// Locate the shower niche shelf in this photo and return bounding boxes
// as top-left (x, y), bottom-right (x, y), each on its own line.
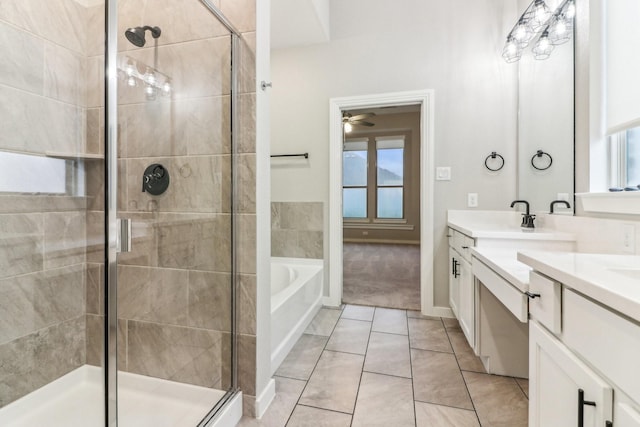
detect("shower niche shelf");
top-left (45, 152), bottom-right (104, 160)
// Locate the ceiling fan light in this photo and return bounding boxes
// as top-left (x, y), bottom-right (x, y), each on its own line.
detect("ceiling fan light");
top-left (344, 122), bottom-right (353, 133)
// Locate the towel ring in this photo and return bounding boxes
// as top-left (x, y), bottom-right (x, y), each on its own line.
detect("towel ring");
top-left (531, 150), bottom-right (552, 171)
top-left (484, 152), bottom-right (504, 172)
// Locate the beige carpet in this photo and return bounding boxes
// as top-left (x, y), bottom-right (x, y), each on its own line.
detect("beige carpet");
top-left (342, 242), bottom-right (421, 310)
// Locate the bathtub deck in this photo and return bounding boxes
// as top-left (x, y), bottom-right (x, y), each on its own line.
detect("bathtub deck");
top-left (0, 365), bottom-right (226, 427)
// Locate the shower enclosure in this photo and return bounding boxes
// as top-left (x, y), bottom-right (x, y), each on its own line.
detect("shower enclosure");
top-left (0, 0), bottom-right (244, 425)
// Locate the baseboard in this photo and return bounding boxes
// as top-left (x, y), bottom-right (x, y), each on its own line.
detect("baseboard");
top-left (343, 238), bottom-right (420, 245)
top-left (322, 296), bottom-right (342, 307)
top-left (423, 305), bottom-right (454, 318)
top-left (254, 379), bottom-right (276, 419)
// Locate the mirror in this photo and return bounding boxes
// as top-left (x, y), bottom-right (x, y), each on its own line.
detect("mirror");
top-left (516, 0), bottom-right (574, 214)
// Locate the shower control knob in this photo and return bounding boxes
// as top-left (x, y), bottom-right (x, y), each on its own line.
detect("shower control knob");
top-left (142, 163), bottom-right (170, 195)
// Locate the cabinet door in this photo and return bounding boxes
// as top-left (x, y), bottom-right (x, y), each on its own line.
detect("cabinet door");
top-left (457, 257), bottom-right (475, 348)
top-left (529, 321), bottom-right (613, 427)
top-left (448, 248), bottom-right (459, 316)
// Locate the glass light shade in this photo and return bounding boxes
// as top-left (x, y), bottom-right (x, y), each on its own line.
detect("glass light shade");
top-left (144, 84), bottom-right (156, 100)
top-left (548, 16), bottom-right (572, 45)
top-left (344, 122), bottom-right (353, 133)
top-left (528, 0), bottom-right (552, 32)
top-left (125, 60), bottom-right (136, 77)
top-left (512, 19), bottom-right (534, 47)
top-left (532, 33), bottom-right (554, 59)
top-left (127, 76), bottom-right (137, 87)
top-left (565, 1), bottom-right (575, 19)
top-left (143, 67), bottom-right (157, 86)
top-left (502, 37), bottom-right (522, 63)
top-left (162, 81), bottom-right (171, 96)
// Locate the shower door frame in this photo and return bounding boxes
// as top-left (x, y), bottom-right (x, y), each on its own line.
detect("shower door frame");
top-left (103, 1), bottom-right (242, 426)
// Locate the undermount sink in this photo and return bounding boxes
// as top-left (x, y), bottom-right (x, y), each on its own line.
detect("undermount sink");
top-left (608, 268), bottom-right (640, 281)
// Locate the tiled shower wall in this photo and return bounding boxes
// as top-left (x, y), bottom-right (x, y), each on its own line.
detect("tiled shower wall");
top-left (0, 0), bottom-right (258, 408)
top-left (0, 0), bottom-right (89, 407)
top-left (271, 202), bottom-right (324, 259)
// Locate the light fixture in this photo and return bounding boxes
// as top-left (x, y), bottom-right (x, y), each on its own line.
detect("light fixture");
top-left (528, 0), bottom-right (552, 32)
top-left (502, 35), bottom-right (522, 63)
top-left (344, 122), bottom-right (353, 133)
top-left (513, 17), bottom-right (534, 48)
top-left (117, 56), bottom-right (173, 100)
top-left (546, 1), bottom-right (574, 46)
top-left (502, 0), bottom-right (574, 63)
top-left (532, 30), bottom-right (554, 60)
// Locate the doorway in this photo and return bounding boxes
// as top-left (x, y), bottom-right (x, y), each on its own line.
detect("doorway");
top-left (341, 106), bottom-right (421, 310)
top-left (328, 90), bottom-right (443, 316)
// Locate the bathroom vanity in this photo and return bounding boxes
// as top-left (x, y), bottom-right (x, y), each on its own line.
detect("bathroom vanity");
top-left (447, 210), bottom-right (575, 377)
top-left (448, 210), bottom-right (640, 426)
top-left (519, 252), bottom-right (640, 427)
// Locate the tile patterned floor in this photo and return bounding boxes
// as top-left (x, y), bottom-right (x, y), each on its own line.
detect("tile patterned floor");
top-left (238, 305), bottom-right (529, 427)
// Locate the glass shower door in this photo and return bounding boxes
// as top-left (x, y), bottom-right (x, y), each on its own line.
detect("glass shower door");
top-left (111, 1), bottom-right (235, 426)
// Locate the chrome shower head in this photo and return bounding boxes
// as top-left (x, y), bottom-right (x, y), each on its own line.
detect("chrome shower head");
top-left (124, 26), bottom-right (161, 47)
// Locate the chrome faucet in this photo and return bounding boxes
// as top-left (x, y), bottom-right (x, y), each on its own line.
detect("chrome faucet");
top-left (549, 200), bottom-right (571, 214)
top-left (510, 200), bottom-right (535, 230)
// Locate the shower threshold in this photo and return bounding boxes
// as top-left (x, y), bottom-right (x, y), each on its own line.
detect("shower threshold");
top-left (0, 365), bottom-right (226, 427)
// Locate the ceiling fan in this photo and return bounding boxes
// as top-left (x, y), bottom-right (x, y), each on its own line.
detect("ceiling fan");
top-left (342, 112), bottom-right (376, 133)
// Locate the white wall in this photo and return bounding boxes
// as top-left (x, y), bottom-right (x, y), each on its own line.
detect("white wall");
top-left (271, 0), bottom-right (519, 307)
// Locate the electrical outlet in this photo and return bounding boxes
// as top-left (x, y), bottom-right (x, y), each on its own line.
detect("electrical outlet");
top-left (467, 193), bottom-right (478, 208)
top-left (623, 224), bottom-right (636, 253)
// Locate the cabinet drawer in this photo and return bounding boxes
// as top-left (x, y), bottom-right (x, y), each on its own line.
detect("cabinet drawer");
top-left (448, 228), bottom-right (474, 262)
top-left (563, 289), bottom-right (640, 403)
top-left (472, 258), bottom-right (527, 322)
top-left (529, 271), bottom-right (562, 334)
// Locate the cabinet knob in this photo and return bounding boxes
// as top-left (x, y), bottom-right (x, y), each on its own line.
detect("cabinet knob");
top-left (525, 291), bottom-right (541, 299)
top-left (462, 245), bottom-right (469, 249)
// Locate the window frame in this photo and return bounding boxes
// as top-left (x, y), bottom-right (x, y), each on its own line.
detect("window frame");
top-left (608, 126), bottom-right (640, 188)
top-left (342, 133), bottom-right (407, 223)
top-left (342, 139), bottom-right (369, 219)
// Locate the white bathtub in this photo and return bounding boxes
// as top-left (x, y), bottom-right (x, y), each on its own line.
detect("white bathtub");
top-left (270, 257), bottom-right (323, 375)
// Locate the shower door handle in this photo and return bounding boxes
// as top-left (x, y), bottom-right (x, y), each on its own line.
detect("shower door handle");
top-left (117, 218), bottom-right (132, 253)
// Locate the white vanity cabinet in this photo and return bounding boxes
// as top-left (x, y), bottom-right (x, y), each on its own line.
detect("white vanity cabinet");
top-left (447, 228), bottom-right (475, 348)
top-left (527, 269), bottom-right (640, 427)
top-left (529, 321), bottom-right (613, 427)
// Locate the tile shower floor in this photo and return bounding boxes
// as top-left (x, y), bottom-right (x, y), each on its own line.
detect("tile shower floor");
top-left (239, 305), bottom-right (529, 427)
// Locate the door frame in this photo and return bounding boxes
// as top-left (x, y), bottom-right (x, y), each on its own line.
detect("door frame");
top-left (328, 90), bottom-right (446, 316)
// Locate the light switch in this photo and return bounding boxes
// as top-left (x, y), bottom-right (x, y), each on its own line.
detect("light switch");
top-left (436, 167), bottom-right (451, 181)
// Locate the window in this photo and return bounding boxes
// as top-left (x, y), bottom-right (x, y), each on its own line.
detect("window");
top-left (376, 137), bottom-right (404, 218)
top-left (343, 139), bottom-right (368, 218)
top-left (609, 126), bottom-right (640, 188)
top-left (343, 136), bottom-right (405, 220)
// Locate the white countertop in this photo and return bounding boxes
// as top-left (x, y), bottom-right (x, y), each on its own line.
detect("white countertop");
top-left (471, 247), bottom-right (531, 293)
top-left (448, 210), bottom-right (575, 241)
top-left (517, 251), bottom-right (640, 323)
